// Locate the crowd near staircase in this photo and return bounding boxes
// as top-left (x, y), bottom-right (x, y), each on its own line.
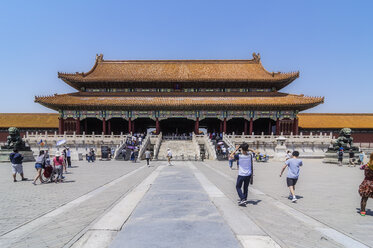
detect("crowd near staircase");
top-left (157, 140), bottom-right (199, 160)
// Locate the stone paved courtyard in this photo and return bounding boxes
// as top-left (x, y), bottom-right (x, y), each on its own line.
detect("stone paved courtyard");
top-left (0, 159), bottom-right (371, 248)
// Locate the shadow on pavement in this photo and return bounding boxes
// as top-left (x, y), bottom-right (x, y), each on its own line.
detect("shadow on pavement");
top-left (356, 208), bottom-right (373, 216)
top-left (246, 200), bottom-right (262, 205)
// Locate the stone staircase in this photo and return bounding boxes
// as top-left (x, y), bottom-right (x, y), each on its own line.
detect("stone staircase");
top-left (157, 140), bottom-right (198, 160)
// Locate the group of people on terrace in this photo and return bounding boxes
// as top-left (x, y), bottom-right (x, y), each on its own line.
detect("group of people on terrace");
top-left (120, 133), bottom-right (146, 162)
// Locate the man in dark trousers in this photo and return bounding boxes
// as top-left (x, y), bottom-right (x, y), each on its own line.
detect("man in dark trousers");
top-left (233, 143), bottom-right (256, 206)
top-left (9, 149), bottom-right (27, 182)
top-left (122, 147), bottom-right (127, 161)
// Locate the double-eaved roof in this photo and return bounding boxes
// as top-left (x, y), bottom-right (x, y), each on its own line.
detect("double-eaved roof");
top-left (35, 53), bottom-right (323, 112)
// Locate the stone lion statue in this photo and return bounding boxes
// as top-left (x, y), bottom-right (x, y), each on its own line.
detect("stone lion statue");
top-left (332, 128), bottom-right (358, 151)
top-left (3, 127), bottom-right (28, 150)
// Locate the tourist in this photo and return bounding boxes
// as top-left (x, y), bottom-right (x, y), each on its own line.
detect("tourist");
top-left (66, 147), bottom-right (72, 168)
top-left (279, 151), bottom-right (303, 203)
top-left (138, 136), bottom-right (142, 145)
top-left (359, 151), bottom-right (365, 165)
top-left (53, 151), bottom-right (64, 183)
top-left (222, 146), bottom-right (227, 159)
top-left (32, 150), bottom-right (46, 185)
top-left (62, 148), bottom-right (67, 173)
top-left (285, 150), bottom-right (292, 161)
top-left (348, 149), bottom-right (355, 167)
top-left (337, 148), bottom-right (344, 166)
top-left (122, 147), bottom-right (127, 161)
top-left (130, 149), bottom-right (135, 162)
top-left (145, 149), bottom-right (151, 167)
top-left (87, 148), bottom-right (95, 163)
top-left (9, 149), bottom-right (27, 182)
top-left (228, 151), bottom-right (235, 169)
top-left (233, 143), bottom-right (255, 206)
top-left (359, 153), bottom-right (373, 216)
top-left (167, 148), bottom-right (172, 166)
top-left (111, 147), bottom-right (115, 158)
top-left (134, 148), bottom-right (139, 163)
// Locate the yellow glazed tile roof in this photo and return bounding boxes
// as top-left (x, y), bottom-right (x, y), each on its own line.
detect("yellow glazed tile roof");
top-left (0, 113), bottom-right (59, 128)
top-left (58, 54), bottom-right (299, 90)
top-left (35, 92), bottom-right (324, 111)
top-left (298, 113), bottom-right (373, 129)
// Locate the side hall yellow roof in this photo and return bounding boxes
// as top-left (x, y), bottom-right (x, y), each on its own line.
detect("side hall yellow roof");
top-left (0, 113), bottom-right (59, 128)
top-left (298, 113), bottom-right (373, 129)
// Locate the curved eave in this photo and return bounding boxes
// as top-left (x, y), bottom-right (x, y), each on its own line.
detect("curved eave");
top-left (35, 94), bottom-right (323, 112)
top-left (57, 74), bottom-right (299, 91)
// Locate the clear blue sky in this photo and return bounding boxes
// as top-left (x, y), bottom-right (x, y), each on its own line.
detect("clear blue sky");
top-left (0, 0), bottom-right (371, 113)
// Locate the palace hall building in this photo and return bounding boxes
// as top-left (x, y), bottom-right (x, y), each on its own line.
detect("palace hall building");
top-left (34, 53), bottom-right (324, 136)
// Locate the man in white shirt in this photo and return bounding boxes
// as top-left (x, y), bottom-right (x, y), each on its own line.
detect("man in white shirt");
top-left (167, 148), bottom-right (172, 166)
top-left (233, 143), bottom-right (256, 206)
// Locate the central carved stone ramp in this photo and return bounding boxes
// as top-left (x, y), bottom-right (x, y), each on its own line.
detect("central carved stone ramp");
top-left (157, 140), bottom-right (197, 160)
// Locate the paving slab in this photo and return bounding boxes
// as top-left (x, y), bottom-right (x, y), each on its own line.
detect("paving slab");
top-left (0, 160), bottom-right (156, 248)
top-left (110, 163), bottom-right (241, 248)
top-left (198, 160), bottom-right (372, 248)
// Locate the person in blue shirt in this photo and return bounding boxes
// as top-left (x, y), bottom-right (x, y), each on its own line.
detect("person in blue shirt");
top-left (233, 143), bottom-right (257, 206)
top-left (9, 149), bottom-right (27, 182)
top-left (280, 151), bottom-right (303, 203)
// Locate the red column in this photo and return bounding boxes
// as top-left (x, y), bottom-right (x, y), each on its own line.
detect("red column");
top-left (219, 121), bottom-right (223, 133)
top-left (156, 118), bottom-right (160, 134)
top-left (84, 119), bottom-right (88, 133)
top-left (244, 119), bottom-right (248, 135)
top-left (223, 118), bottom-right (227, 133)
top-left (249, 117), bottom-right (253, 135)
top-left (59, 117), bottom-right (64, 134)
top-left (76, 118), bottom-right (80, 134)
top-left (108, 119), bottom-right (111, 134)
top-left (102, 118), bottom-right (107, 134)
top-left (128, 118), bottom-right (132, 133)
top-left (276, 118), bottom-right (280, 135)
top-left (293, 118), bottom-right (299, 135)
top-left (194, 117), bottom-right (199, 134)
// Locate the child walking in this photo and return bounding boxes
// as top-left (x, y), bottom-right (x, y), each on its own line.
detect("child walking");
top-left (280, 151), bottom-right (303, 203)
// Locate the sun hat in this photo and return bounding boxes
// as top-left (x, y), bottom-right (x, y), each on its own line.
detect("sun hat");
top-left (55, 151), bottom-right (61, 156)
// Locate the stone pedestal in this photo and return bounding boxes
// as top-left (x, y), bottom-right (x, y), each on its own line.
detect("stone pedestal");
top-left (323, 151), bottom-right (362, 165)
top-left (0, 149), bottom-right (35, 163)
top-left (274, 136), bottom-right (287, 161)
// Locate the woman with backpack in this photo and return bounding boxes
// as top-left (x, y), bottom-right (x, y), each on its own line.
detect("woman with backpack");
top-left (32, 150), bottom-right (45, 185)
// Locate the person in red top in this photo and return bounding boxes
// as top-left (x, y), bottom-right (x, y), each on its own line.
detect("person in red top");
top-left (359, 153), bottom-right (373, 216)
top-left (53, 151), bottom-right (65, 183)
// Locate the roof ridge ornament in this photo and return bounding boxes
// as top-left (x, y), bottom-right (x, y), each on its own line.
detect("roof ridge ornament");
top-left (96, 53), bottom-right (104, 62)
top-left (252, 52), bottom-right (260, 63)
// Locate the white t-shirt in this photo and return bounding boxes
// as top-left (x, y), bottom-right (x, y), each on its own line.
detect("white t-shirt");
top-left (145, 151), bottom-right (151, 159)
top-left (167, 151), bottom-right (172, 157)
top-left (235, 153), bottom-right (253, 176)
